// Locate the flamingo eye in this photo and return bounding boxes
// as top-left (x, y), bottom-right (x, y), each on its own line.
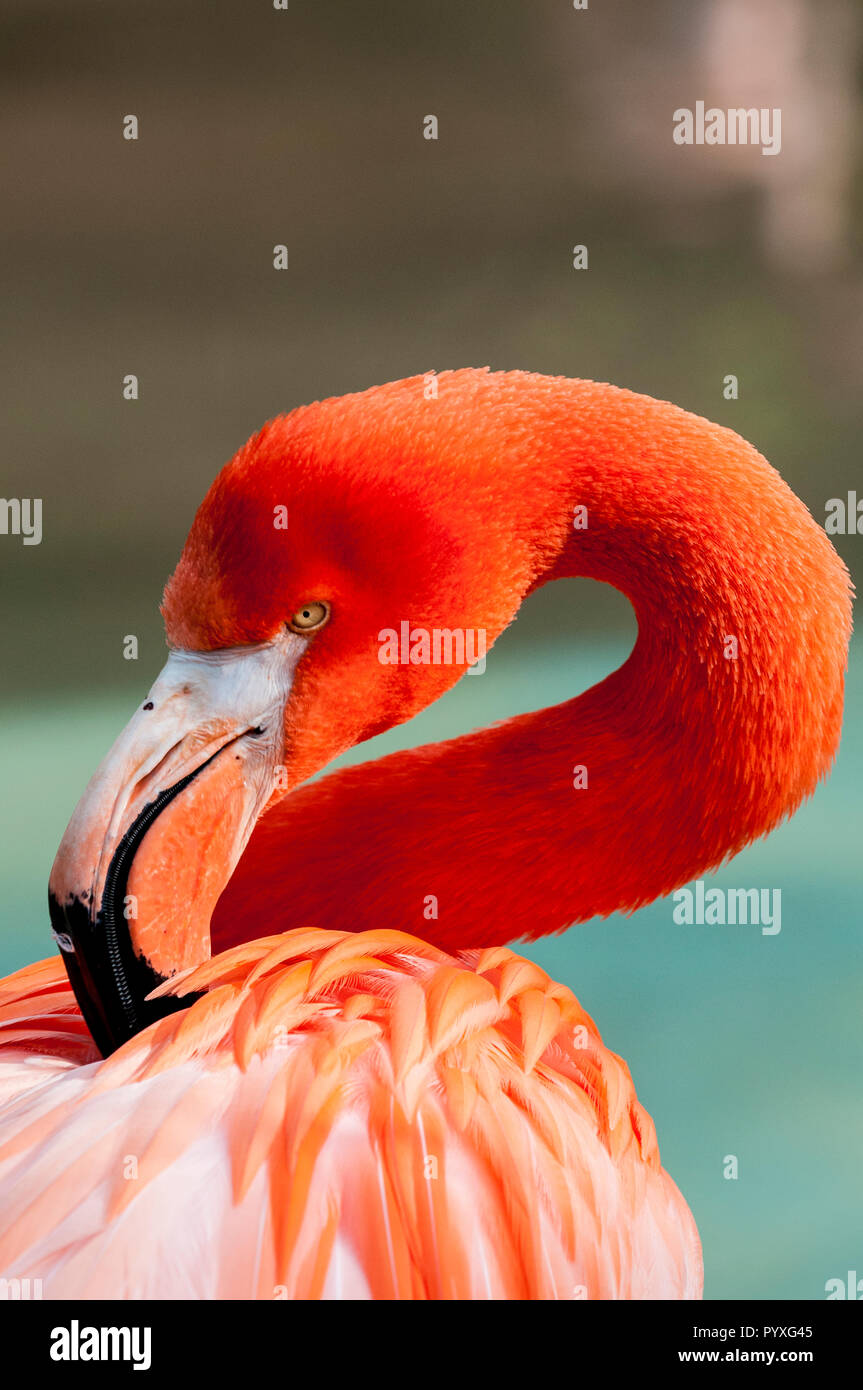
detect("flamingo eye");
top-left (287, 601), bottom-right (330, 633)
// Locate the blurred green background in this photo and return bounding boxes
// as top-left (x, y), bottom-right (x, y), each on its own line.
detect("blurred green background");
top-left (1, 0), bottom-right (860, 1299)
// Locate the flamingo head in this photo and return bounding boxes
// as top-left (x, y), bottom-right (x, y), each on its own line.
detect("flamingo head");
top-left (47, 380), bottom-right (531, 1054)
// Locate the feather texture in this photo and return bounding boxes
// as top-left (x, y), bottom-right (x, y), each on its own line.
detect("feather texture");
top-left (0, 933), bottom-right (701, 1299)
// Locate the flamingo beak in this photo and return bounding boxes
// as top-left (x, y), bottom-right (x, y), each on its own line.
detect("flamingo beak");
top-left (48, 633), bottom-right (309, 1056)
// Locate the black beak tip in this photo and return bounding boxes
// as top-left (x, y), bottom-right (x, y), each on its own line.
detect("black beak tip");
top-left (48, 889), bottom-right (192, 1058)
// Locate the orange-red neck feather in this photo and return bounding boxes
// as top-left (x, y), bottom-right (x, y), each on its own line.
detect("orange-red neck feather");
top-left (162, 370), bottom-right (850, 953)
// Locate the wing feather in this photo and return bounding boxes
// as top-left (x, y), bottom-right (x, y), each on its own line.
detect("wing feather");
top-left (0, 935), bottom-right (702, 1299)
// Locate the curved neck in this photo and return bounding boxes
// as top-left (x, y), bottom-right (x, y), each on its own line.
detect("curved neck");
top-left (212, 379), bottom-right (850, 954)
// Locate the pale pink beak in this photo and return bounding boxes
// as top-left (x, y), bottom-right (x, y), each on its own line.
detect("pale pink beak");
top-left (48, 633), bottom-right (309, 1054)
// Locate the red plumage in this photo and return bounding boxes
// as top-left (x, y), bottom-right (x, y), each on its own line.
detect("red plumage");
top-left (205, 369), bottom-right (851, 953)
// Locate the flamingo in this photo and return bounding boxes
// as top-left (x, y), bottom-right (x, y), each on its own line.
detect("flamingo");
top-left (0, 369), bottom-right (850, 1300)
